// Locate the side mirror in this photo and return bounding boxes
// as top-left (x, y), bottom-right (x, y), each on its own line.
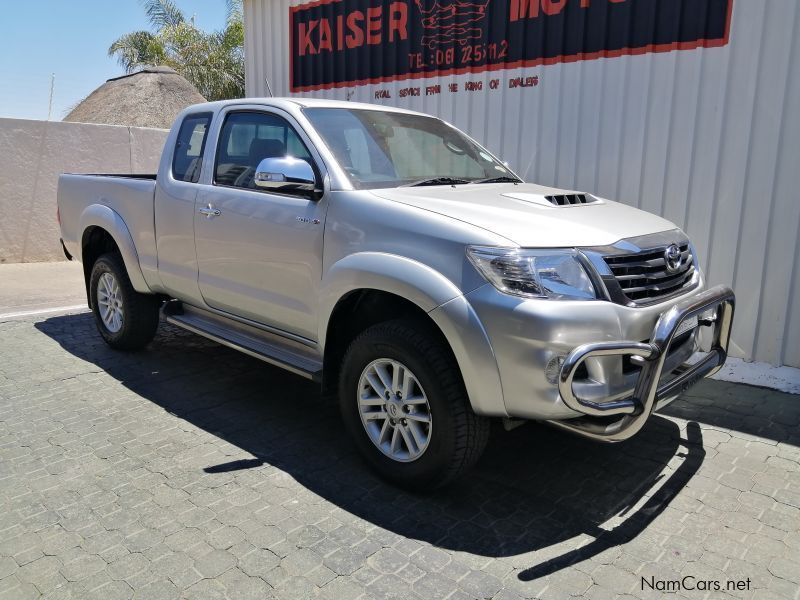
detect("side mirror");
top-left (254, 157), bottom-right (316, 195)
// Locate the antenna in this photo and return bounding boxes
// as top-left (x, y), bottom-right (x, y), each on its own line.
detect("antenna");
top-left (47, 73), bottom-right (55, 121)
top-left (264, 77), bottom-right (274, 98)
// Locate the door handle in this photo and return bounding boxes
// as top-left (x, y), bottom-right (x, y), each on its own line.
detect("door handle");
top-left (198, 204), bottom-right (221, 218)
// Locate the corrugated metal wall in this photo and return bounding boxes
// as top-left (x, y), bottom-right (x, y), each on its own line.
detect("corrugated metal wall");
top-left (244, 0), bottom-right (800, 368)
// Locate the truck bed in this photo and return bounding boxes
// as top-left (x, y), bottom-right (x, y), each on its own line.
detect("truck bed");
top-left (57, 173), bottom-right (159, 282)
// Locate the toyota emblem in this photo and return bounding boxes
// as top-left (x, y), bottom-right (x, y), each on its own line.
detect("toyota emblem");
top-left (664, 244), bottom-right (682, 273)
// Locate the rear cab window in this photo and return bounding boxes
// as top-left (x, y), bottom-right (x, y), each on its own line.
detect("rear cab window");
top-left (172, 113), bottom-right (212, 183)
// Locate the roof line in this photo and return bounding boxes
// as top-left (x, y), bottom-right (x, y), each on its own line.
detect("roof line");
top-left (105, 66), bottom-right (178, 83)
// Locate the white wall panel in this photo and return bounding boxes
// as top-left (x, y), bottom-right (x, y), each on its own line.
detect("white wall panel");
top-left (245, 0), bottom-right (800, 367)
top-left (0, 119), bottom-right (167, 263)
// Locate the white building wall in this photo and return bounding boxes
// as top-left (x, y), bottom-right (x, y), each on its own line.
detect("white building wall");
top-left (244, 0), bottom-right (800, 368)
top-left (0, 119), bottom-right (168, 264)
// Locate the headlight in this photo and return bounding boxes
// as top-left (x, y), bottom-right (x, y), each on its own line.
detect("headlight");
top-left (466, 246), bottom-right (597, 300)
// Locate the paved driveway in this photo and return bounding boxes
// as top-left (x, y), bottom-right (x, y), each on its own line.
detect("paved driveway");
top-left (0, 263), bottom-right (85, 318)
top-left (1, 313), bottom-right (798, 599)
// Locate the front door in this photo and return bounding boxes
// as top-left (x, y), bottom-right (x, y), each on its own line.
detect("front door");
top-left (194, 109), bottom-right (327, 341)
top-left (155, 111), bottom-right (213, 305)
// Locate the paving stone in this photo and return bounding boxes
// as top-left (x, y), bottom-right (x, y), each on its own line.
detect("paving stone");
top-left (324, 547), bottom-right (367, 576)
top-left (410, 546), bottom-right (451, 572)
top-left (590, 564), bottom-right (639, 594)
top-left (351, 565), bottom-right (382, 586)
top-left (67, 569), bottom-right (113, 597)
top-left (123, 528), bottom-right (164, 553)
top-left (163, 528), bottom-right (204, 553)
top-left (367, 548), bottom-right (409, 574)
top-left (217, 566), bottom-right (276, 598)
top-left (0, 579), bottom-right (39, 600)
top-left (192, 548), bottom-right (237, 579)
top-left (15, 555), bottom-right (64, 594)
top-left (458, 569), bottom-right (503, 598)
top-left (259, 564), bottom-right (289, 589)
top-left (491, 589), bottom-right (525, 600)
top-left (768, 557), bottom-right (800, 585)
top-left (106, 552), bottom-right (150, 582)
top-left (396, 561), bottom-right (426, 583)
top-left (0, 558), bottom-right (17, 580)
top-left (249, 525), bottom-right (287, 549)
top-left (412, 571), bottom-right (457, 600)
top-left (40, 529), bottom-right (83, 556)
top-left (320, 577), bottom-right (366, 599)
top-left (59, 552), bottom-right (107, 582)
top-left (132, 578), bottom-right (179, 600)
top-left (290, 524), bottom-right (327, 548)
top-left (276, 575), bottom-right (321, 600)
top-left (207, 525), bottom-right (245, 550)
top-left (368, 573), bottom-right (416, 600)
top-left (308, 564), bottom-right (338, 587)
top-left (87, 580), bottom-right (134, 600)
top-left (183, 578), bottom-right (227, 600)
top-left (281, 547), bottom-right (324, 577)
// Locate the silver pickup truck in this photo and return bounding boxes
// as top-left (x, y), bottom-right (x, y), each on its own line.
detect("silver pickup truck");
top-left (58, 98), bottom-right (735, 489)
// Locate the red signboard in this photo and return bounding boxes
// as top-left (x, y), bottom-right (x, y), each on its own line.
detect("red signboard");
top-left (290, 0), bottom-right (733, 92)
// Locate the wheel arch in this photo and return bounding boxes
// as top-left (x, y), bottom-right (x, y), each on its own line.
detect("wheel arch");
top-left (79, 204), bottom-right (150, 300)
top-left (319, 253), bottom-right (506, 417)
top-left (321, 288), bottom-right (440, 397)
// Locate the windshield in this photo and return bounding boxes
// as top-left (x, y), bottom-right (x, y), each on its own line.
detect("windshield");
top-left (303, 108), bottom-right (515, 189)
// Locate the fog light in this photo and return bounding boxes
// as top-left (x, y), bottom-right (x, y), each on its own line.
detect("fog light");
top-left (545, 355), bottom-right (566, 385)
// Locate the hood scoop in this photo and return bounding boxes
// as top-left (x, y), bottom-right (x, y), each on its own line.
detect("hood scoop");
top-left (545, 193), bottom-right (596, 206)
top-left (502, 191), bottom-right (601, 208)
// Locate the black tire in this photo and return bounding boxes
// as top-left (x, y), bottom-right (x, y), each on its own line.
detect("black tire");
top-left (339, 319), bottom-right (490, 491)
top-left (89, 253), bottom-right (160, 351)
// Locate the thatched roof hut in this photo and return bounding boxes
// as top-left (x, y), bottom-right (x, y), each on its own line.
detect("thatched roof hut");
top-left (64, 66), bottom-right (206, 129)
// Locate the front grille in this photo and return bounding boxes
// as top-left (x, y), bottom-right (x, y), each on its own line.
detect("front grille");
top-left (604, 243), bottom-right (695, 304)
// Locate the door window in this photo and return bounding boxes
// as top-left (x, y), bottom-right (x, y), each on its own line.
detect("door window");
top-left (215, 111), bottom-right (313, 191)
top-left (172, 113), bottom-right (212, 183)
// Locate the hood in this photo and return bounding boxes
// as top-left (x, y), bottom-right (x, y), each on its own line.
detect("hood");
top-left (369, 182), bottom-right (677, 247)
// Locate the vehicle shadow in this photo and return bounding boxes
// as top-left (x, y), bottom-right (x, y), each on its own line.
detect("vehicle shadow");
top-left (37, 313), bottom-right (709, 579)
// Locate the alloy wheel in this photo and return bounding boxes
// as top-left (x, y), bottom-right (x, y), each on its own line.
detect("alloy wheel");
top-left (357, 358), bottom-right (432, 462)
top-left (97, 272), bottom-right (124, 333)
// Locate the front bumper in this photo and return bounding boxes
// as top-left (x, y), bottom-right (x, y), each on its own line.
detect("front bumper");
top-left (551, 285), bottom-right (735, 441)
top-left (460, 278), bottom-right (734, 439)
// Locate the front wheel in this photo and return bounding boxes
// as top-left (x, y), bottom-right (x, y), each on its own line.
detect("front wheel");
top-left (339, 320), bottom-right (490, 490)
top-left (89, 253), bottom-right (160, 350)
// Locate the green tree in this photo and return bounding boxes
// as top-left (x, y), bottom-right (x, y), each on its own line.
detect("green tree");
top-left (109, 0), bottom-right (244, 101)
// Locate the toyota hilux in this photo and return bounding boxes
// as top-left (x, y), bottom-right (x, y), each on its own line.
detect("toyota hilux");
top-left (57, 98), bottom-right (735, 489)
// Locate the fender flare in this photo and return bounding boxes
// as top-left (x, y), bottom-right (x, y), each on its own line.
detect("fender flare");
top-left (428, 293), bottom-right (507, 417)
top-left (319, 253), bottom-right (506, 417)
top-left (78, 204), bottom-right (150, 293)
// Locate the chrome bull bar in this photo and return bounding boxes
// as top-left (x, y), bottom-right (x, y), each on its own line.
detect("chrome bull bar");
top-left (550, 285), bottom-right (735, 442)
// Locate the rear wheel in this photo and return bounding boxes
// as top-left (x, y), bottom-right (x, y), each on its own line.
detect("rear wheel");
top-left (89, 253), bottom-right (160, 350)
top-left (339, 320), bottom-right (490, 490)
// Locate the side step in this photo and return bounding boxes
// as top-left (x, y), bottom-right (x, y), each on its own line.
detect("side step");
top-left (164, 302), bottom-right (323, 382)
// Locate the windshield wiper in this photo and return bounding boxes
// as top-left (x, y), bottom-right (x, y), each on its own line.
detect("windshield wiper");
top-left (471, 176), bottom-right (523, 184)
top-left (404, 177), bottom-right (472, 187)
